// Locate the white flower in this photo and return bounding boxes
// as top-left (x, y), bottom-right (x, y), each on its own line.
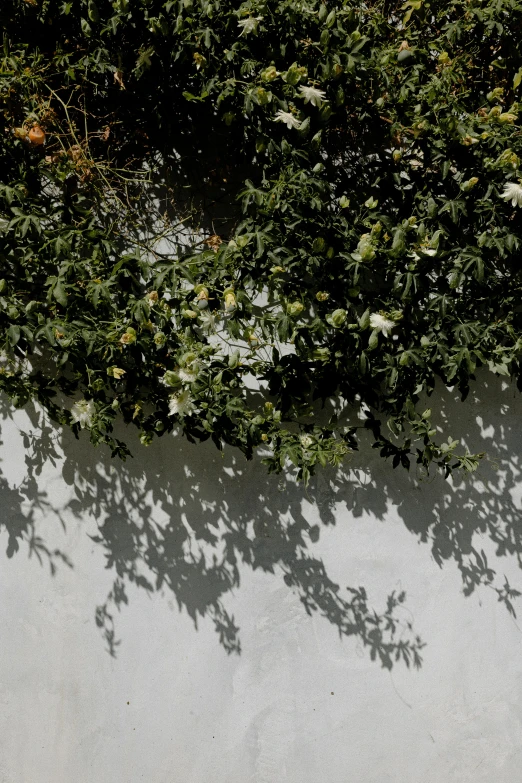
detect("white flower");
top-left (273, 110), bottom-right (302, 130)
top-left (70, 399), bottom-right (96, 429)
top-left (501, 181), bottom-right (522, 207)
top-left (237, 16), bottom-right (263, 36)
top-left (369, 313), bottom-right (395, 337)
top-left (168, 390), bottom-right (196, 417)
top-left (198, 310), bottom-right (217, 334)
top-left (300, 435), bottom-right (313, 449)
top-left (178, 362), bottom-right (199, 384)
top-left (298, 85), bottom-right (327, 107)
top-left (412, 246), bottom-right (437, 261)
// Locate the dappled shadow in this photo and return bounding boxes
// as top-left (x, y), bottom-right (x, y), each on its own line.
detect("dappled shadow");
top-left (0, 399), bottom-right (423, 670)
top-left (0, 417), bottom-right (72, 574)
top-left (1, 373), bottom-right (522, 669)
top-left (343, 376), bottom-right (522, 618)
top-left (58, 423), bottom-right (423, 669)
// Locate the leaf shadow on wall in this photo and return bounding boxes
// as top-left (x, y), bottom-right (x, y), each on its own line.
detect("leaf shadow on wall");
top-left (0, 374), bottom-right (521, 669)
top-left (0, 399), bottom-right (423, 670)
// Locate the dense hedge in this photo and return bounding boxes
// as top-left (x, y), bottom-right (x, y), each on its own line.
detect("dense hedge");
top-left (1, 0), bottom-right (522, 480)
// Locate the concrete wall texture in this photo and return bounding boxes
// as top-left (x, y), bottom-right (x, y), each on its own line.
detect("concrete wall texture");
top-left (0, 376), bottom-right (521, 782)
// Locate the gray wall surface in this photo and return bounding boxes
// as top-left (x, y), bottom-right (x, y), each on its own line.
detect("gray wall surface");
top-left (0, 377), bottom-right (521, 782)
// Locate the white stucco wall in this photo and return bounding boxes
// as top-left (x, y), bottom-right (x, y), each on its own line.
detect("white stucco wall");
top-left (0, 377), bottom-right (522, 782)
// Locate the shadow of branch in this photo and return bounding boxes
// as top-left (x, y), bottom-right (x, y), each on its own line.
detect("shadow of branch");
top-left (3, 375), bottom-right (521, 668)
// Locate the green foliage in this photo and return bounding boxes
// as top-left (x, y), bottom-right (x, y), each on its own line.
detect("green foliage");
top-left (1, 0), bottom-right (522, 479)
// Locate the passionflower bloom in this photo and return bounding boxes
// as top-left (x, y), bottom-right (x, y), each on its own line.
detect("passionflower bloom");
top-left (298, 85), bottom-right (327, 107)
top-left (178, 361), bottom-right (199, 384)
top-left (237, 16), bottom-right (263, 36)
top-left (198, 310), bottom-right (217, 334)
top-left (369, 313), bottom-right (395, 337)
top-left (273, 110), bottom-right (302, 130)
top-left (70, 399), bottom-right (96, 429)
top-left (168, 390), bottom-right (196, 417)
top-left (501, 181), bottom-right (522, 207)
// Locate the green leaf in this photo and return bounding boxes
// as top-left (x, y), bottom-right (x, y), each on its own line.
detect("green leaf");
top-left (7, 325), bottom-right (20, 346)
top-left (53, 281), bottom-right (68, 307)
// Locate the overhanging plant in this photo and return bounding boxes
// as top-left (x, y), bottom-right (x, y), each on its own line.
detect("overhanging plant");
top-left (1, 0), bottom-right (522, 481)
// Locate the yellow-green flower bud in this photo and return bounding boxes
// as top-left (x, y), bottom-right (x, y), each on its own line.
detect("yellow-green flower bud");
top-left (327, 309), bottom-right (347, 328)
top-left (499, 113), bottom-right (517, 124)
top-left (487, 87), bottom-right (504, 101)
top-left (246, 330), bottom-right (260, 347)
top-left (497, 148), bottom-right (520, 168)
top-left (261, 66), bottom-right (278, 82)
top-left (256, 87), bottom-right (270, 105)
top-left (193, 52), bottom-right (207, 70)
top-left (316, 291), bottom-right (329, 302)
top-left (224, 289), bottom-right (237, 312)
top-left (107, 366), bottom-right (126, 379)
top-left (313, 347), bottom-right (330, 361)
top-left (120, 327), bottom-right (137, 345)
top-left (163, 370), bottom-right (181, 387)
top-left (287, 301), bottom-right (304, 317)
top-left (357, 235), bottom-right (376, 262)
top-left (461, 177), bottom-right (479, 192)
top-left (154, 331), bottom-right (167, 346)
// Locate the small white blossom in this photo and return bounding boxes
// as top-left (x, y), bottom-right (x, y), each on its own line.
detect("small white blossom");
top-left (273, 110), bottom-right (302, 130)
top-left (198, 310), bottom-right (217, 333)
top-left (412, 246), bottom-right (437, 261)
top-left (71, 399), bottom-right (96, 429)
top-left (501, 181), bottom-right (522, 207)
top-left (178, 362), bottom-right (199, 384)
top-left (298, 85), bottom-right (327, 107)
top-left (300, 434), bottom-right (313, 449)
top-left (237, 16), bottom-right (263, 36)
top-left (369, 313), bottom-right (395, 337)
top-left (168, 390), bottom-right (196, 417)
